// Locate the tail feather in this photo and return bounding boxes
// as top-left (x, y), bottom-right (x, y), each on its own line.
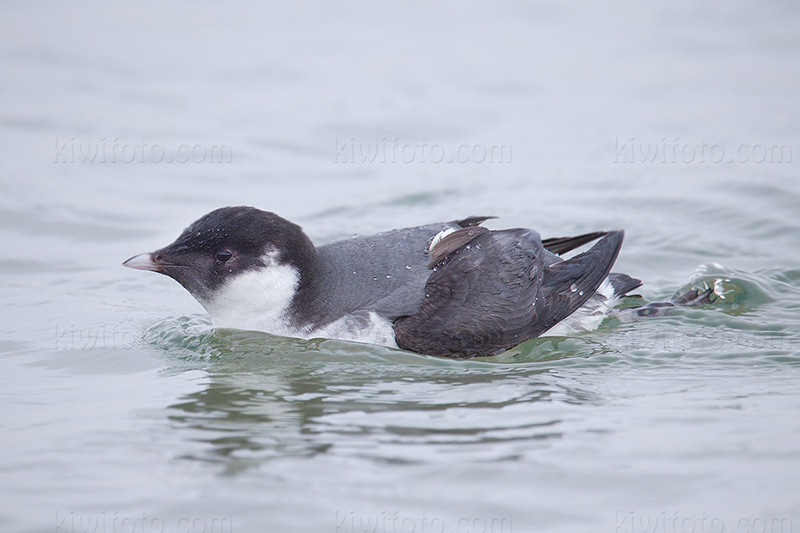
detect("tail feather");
top-left (607, 272), bottom-right (642, 298)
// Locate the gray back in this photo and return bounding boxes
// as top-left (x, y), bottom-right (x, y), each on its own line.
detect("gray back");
top-left (315, 223), bottom-right (450, 321)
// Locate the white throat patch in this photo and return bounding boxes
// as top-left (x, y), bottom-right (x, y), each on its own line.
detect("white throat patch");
top-left (199, 252), bottom-right (301, 336)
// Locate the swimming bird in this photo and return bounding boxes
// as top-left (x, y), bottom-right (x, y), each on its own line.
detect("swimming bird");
top-left (123, 206), bottom-right (644, 358)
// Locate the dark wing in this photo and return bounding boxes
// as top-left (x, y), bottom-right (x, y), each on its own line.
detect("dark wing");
top-left (395, 227), bottom-right (543, 358)
top-left (394, 229), bottom-right (625, 358)
top-left (532, 231), bottom-right (624, 335)
top-left (542, 231), bottom-right (607, 255)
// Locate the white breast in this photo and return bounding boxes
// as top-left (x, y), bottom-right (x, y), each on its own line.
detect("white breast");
top-left (199, 259), bottom-right (302, 336)
top-left (199, 253), bottom-right (399, 347)
top-left (309, 311), bottom-right (398, 348)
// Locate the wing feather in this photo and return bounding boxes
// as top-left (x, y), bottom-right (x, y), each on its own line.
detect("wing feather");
top-left (541, 231), bottom-right (607, 255)
top-left (394, 229), bottom-right (625, 358)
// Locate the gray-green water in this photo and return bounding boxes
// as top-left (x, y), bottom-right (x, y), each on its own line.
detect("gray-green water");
top-left (2, 1), bottom-right (800, 532)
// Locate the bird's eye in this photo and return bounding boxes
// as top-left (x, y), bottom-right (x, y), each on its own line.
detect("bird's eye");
top-left (215, 251), bottom-right (232, 263)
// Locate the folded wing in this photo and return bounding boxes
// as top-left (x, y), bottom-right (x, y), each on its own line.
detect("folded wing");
top-left (393, 228), bottom-right (624, 358)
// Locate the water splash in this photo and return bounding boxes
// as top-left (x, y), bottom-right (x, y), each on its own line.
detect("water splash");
top-left (673, 263), bottom-right (773, 314)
